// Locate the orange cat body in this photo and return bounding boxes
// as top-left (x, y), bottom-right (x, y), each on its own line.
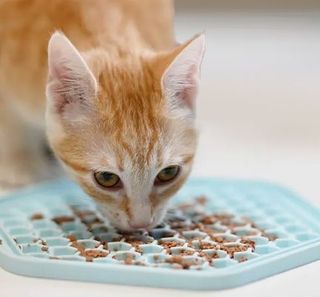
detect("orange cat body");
top-left (0, 0), bottom-right (175, 125)
top-left (0, 0), bottom-right (205, 230)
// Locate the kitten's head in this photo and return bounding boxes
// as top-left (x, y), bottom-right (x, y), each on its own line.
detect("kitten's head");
top-left (46, 32), bottom-right (205, 230)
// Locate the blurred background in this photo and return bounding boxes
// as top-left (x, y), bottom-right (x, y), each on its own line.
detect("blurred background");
top-left (174, 0), bottom-right (320, 206)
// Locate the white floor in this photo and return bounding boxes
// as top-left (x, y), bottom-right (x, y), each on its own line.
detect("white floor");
top-left (185, 10), bottom-right (320, 208)
top-left (1, 9), bottom-right (320, 297)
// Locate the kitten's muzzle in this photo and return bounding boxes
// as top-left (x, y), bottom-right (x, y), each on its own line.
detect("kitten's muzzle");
top-left (128, 216), bottom-right (154, 230)
top-left (129, 222), bottom-right (152, 229)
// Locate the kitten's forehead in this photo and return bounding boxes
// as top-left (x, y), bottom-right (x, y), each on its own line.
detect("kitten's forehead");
top-left (96, 59), bottom-right (163, 114)
top-left (54, 57), bottom-right (197, 176)
top-left (93, 60), bottom-right (165, 165)
top-left (89, 117), bottom-right (196, 177)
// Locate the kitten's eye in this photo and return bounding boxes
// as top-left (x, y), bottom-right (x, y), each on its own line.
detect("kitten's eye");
top-left (155, 165), bottom-right (180, 185)
top-left (94, 171), bottom-right (121, 188)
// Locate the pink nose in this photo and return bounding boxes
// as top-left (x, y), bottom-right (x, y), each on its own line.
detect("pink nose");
top-left (129, 222), bottom-right (150, 229)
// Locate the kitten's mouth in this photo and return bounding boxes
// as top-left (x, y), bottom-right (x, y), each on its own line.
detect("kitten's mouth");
top-left (109, 219), bottom-right (157, 232)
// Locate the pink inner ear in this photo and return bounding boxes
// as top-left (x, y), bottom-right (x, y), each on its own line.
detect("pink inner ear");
top-left (161, 35), bottom-right (205, 113)
top-left (175, 86), bottom-right (196, 110)
top-left (47, 32), bottom-right (97, 118)
top-left (47, 79), bottom-right (73, 114)
top-left (163, 62), bottom-right (200, 113)
top-left (175, 64), bottom-right (199, 110)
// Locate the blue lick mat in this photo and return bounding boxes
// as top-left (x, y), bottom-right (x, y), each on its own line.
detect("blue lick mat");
top-left (0, 178), bottom-right (319, 290)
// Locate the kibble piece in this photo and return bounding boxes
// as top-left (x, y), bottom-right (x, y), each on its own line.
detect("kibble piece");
top-left (198, 241), bottom-right (216, 250)
top-left (30, 213), bottom-right (44, 220)
top-left (195, 196), bottom-right (208, 205)
top-left (52, 215), bottom-right (75, 224)
top-left (41, 246), bottom-right (49, 252)
top-left (166, 256), bottom-right (192, 269)
top-left (240, 238), bottom-right (256, 250)
top-left (124, 254), bottom-right (133, 265)
top-left (238, 256), bottom-right (248, 263)
top-left (158, 240), bottom-right (183, 249)
top-left (198, 251), bottom-right (219, 263)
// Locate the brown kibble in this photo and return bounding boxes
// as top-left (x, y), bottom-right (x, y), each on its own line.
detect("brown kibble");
top-left (112, 254), bottom-right (135, 265)
top-left (238, 256), bottom-right (248, 263)
top-left (198, 251), bottom-right (219, 263)
top-left (166, 256), bottom-right (192, 269)
top-left (158, 240), bottom-right (183, 249)
top-left (52, 215), bottom-right (75, 224)
top-left (122, 238), bottom-right (144, 245)
top-left (80, 215), bottom-right (103, 227)
top-left (211, 236), bottom-right (226, 243)
top-left (70, 241), bottom-right (109, 261)
top-left (199, 215), bottom-right (218, 225)
top-left (219, 244), bottom-right (250, 258)
top-left (196, 195), bottom-right (208, 205)
top-left (153, 255), bottom-right (161, 262)
top-left (70, 236), bottom-right (108, 262)
top-left (134, 245), bottom-right (143, 253)
top-left (124, 254), bottom-right (133, 265)
top-left (261, 232), bottom-right (278, 241)
top-left (195, 223), bottom-right (215, 234)
top-left (199, 241), bottom-right (216, 250)
top-left (67, 235), bottom-right (77, 242)
top-left (70, 240), bottom-right (85, 253)
top-left (39, 239), bottom-right (47, 245)
top-left (240, 238), bottom-right (256, 250)
top-left (176, 249), bottom-right (195, 256)
top-left (134, 261), bottom-right (146, 266)
top-left (72, 209), bottom-right (96, 219)
top-left (41, 246), bottom-right (49, 252)
top-left (30, 213), bottom-right (44, 220)
top-left (84, 249), bottom-right (108, 258)
top-left (43, 198), bottom-right (272, 267)
top-left (85, 257), bottom-right (93, 262)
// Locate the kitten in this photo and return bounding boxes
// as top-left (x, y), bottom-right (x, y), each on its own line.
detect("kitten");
top-left (0, 0), bottom-right (205, 230)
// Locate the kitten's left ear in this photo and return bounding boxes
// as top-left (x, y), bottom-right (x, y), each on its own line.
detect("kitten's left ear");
top-left (46, 32), bottom-right (97, 121)
top-left (160, 34), bottom-right (205, 115)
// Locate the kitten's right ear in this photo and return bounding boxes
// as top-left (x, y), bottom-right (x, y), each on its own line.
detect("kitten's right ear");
top-left (152, 34), bottom-right (205, 117)
top-left (46, 32), bottom-right (97, 121)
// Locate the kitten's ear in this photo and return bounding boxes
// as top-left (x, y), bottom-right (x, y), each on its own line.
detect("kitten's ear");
top-left (161, 34), bottom-right (205, 115)
top-left (46, 32), bottom-right (97, 120)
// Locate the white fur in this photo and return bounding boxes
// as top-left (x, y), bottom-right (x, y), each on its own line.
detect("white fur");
top-left (46, 32), bottom-right (97, 123)
top-left (70, 120), bottom-right (196, 230)
top-left (45, 32), bottom-right (202, 231)
top-left (162, 34), bottom-right (205, 116)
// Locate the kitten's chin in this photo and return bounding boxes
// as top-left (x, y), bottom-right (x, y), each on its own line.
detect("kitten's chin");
top-left (108, 220), bottom-right (158, 232)
top-left (96, 200), bottom-right (169, 232)
top-left (104, 213), bottom-right (167, 232)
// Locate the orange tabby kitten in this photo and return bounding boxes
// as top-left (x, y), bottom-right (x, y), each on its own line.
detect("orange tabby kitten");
top-left (0, 0), bottom-right (205, 230)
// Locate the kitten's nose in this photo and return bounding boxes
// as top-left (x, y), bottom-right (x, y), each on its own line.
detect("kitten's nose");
top-left (129, 222), bottom-right (151, 229)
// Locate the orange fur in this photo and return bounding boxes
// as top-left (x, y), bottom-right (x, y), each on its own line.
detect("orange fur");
top-left (0, 0), bottom-right (204, 230)
top-left (0, 0), bottom-right (175, 125)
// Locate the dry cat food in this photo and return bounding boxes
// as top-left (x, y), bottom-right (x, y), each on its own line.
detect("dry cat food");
top-left (13, 196), bottom-right (280, 270)
top-left (30, 213), bottom-right (44, 220)
top-left (1, 178), bottom-right (319, 290)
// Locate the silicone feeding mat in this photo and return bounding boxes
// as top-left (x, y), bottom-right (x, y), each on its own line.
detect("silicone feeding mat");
top-left (0, 178), bottom-right (319, 290)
